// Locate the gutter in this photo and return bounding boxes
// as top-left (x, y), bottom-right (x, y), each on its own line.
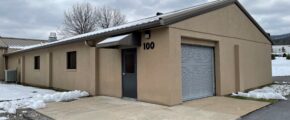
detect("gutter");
top-left (5, 20), bottom-right (162, 56)
top-left (5, 0), bottom-right (272, 55)
top-left (5, 0), bottom-right (236, 56)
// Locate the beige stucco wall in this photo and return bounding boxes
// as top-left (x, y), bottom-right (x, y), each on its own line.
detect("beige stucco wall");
top-left (98, 49), bottom-right (122, 97)
top-left (168, 4), bottom-right (272, 97)
top-left (22, 50), bottom-right (50, 87)
top-left (50, 42), bottom-right (97, 95)
top-left (239, 42), bottom-right (272, 90)
top-left (7, 54), bottom-right (22, 83)
top-left (96, 27), bottom-right (181, 106)
top-left (7, 55), bottom-right (19, 70)
top-left (7, 42), bottom-right (97, 95)
top-left (137, 27), bottom-right (182, 106)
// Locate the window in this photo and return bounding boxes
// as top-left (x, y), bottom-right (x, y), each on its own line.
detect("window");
top-left (34, 56), bottom-right (40, 69)
top-left (124, 53), bottom-right (135, 73)
top-left (67, 51), bottom-right (77, 69)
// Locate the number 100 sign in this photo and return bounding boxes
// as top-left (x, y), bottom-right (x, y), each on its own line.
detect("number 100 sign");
top-left (143, 42), bottom-right (155, 50)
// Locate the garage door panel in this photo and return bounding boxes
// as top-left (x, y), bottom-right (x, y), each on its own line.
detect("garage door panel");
top-left (182, 44), bottom-right (215, 101)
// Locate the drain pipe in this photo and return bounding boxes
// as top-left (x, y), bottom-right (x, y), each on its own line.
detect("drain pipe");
top-left (85, 40), bottom-right (97, 47)
top-left (3, 48), bottom-right (8, 70)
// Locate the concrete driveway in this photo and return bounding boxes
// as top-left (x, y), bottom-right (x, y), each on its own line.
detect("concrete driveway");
top-left (37, 96), bottom-right (269, 120)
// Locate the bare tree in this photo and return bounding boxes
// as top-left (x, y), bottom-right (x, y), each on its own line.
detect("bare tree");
top-left (95, 6), bottom-right (126, 29)
top-left (60, 3), bottom-right (126, 37)
top-left (60, 3), bottom-right (97, 37)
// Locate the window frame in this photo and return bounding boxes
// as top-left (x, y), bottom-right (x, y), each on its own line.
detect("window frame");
top-left (34, 56), bottom-right (40, 70)
top-left (67, 51), bottom-right (77, 69)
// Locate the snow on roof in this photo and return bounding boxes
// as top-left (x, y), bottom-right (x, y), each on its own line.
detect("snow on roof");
top-left (8, 43), bottom-right (47, 50)
top-left (97, 34), bottom-right (130, 45)
top-left (6, 12), bottom-right (162, 54)
top-left (8, 46), bottom-right (28, 50)
top-left (7, 0), bottom-right (241, 55)
top-left (0, 37), bottom-right (46, 49)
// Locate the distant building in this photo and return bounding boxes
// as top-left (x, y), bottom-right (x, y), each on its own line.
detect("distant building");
top-left (0, 37), bottom-right (46, 52)
top-left (271, 33), bottom-right (290, 55)
top-left (0, 36), bottom-right (46, 80)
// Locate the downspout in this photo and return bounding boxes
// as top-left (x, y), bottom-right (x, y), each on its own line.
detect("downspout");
top-left (84, 38), bottom-right (106, 47)
top-left (3, 48), bottom-right (8, 82)
top-left (85, 40), bottom-right (97, 47)
top-left (3, 48), bottom-right (8, 70)
top-left (84, 39), bottom-right (100, 95)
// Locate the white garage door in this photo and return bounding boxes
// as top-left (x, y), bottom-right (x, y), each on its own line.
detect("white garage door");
top-left (181, 44), bottom-right (215, 101)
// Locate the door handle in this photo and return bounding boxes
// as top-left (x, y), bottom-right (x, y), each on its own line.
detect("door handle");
top-left (122, 73), bottom-right (126, 75)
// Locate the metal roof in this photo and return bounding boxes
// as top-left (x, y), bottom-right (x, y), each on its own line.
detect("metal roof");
top-left (0, 37), bottom-right (46, 49)
top-left (96, 33), bottom-right (142, 48)
top-left (6, 0), bottom-right (272, 55)
top-left (96, 34), bottom-right (130, 47)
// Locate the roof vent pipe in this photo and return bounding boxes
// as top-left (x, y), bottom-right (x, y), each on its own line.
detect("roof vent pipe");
top-left (48, 32), bottom-right (57, 42)
top-left (156, 12), bottom-right (163, 16)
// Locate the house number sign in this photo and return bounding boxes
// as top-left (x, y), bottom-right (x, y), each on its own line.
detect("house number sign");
top-left (143, 42), bottom-right (155, 50)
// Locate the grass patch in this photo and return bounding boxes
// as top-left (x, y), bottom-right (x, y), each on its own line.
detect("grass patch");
top-left (227, 95), bottom-right (279, 104)
top-left (226, 83), bottom-right (288, 104)
top-left (242, 83), bottom-right (274, 93)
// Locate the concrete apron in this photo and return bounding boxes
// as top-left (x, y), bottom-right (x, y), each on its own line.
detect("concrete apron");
top-left (37, 96), bottom-right (269, 120)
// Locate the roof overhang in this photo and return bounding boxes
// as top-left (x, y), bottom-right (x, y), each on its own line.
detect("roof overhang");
top-left (5, 0), bottom-right (272, 55)
top-left (96, 33), bottom-right (141, 49)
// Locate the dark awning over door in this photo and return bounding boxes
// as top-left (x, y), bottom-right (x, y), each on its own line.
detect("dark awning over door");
top-left (96, 33), bottom-right (141, 48)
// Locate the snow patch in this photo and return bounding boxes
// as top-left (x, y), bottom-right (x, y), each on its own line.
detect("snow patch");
top-left (232, 84), bottom-right (290, 100)
top-left (0, 117), bottom-right (7, 120)
top-left (0, 110), bottom-right (6, 114)
top-left (0, 110), bottom-right (7, 114)
top-left (8, 46), bottom-right (26, 49)
top-left (0, 84), bottom-right (55, 101)
top-left (8, 0), bottom-right (222, 55)
top-left (272, 57), bottom-right (290, 76)
top-left (0, 90), bottom-right (89, 113)
top-left (9, 43), bottom-right (46, 50)
top-left (98, 34), bottom-right (129, 44)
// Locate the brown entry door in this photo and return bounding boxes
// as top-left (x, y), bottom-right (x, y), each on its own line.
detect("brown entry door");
top-left (122, 49), bottom-right (137, 98)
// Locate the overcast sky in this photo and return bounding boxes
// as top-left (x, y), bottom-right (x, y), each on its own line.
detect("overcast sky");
top-left (0, 0), bottom-right (289, 40)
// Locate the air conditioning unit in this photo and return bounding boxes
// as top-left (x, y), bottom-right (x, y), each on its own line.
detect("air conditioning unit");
top-left (5, 69), bottom-right (17, 82)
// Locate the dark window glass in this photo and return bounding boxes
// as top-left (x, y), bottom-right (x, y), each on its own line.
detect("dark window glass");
top-left (125, 53), bottom-right (135, 73)
top-left (67, 51), bottom-right (77, 69)
top-left (34, 56), bottom-right (40, 69)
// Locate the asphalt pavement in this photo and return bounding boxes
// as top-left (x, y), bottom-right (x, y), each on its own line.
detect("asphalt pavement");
top-left (241, 76), bottom-right (290, 120)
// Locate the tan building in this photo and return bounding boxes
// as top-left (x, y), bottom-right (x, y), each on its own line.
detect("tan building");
top-left (4, 0), bottom-right (272, 106)
top-left (0, 37), bottom-right (46, 80)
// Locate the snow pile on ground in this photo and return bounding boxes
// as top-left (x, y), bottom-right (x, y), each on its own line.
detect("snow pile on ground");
top-left (0, 90), bottom-right (89, 113)
top-left (272, 57), bottom-right (290, 76)
top-left (0, 110), bottom-right (5, 114)
top-left (0, 117), bottom-right (7, 120)
top-left (232, 84), bottom-right (290, 100)
top-left (0, 83), bottom-right (89, 114)
top-left (33, 90), bottom-right (89, 102)
top-left (0, 83), bottom-right (55, 101)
